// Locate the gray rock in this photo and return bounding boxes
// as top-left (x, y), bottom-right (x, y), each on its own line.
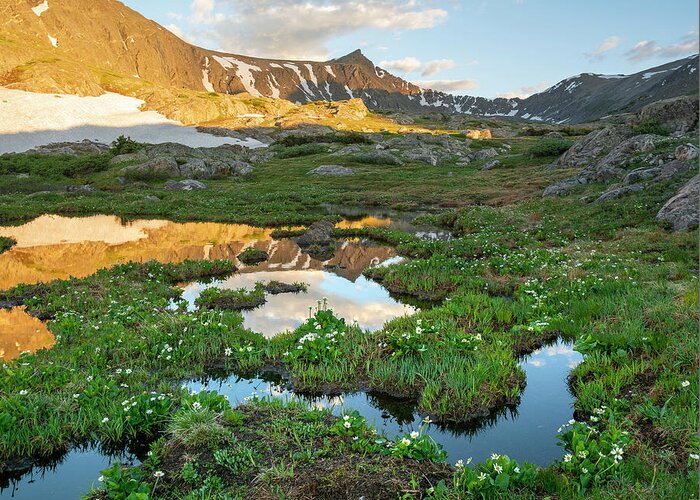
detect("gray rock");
top-left (595, 184), bottom-right (644, 203)
top-left (469, 148), bottom-right (498, 161)
top-left (675, 143), bottom-right (699, 162)
top-left (110, 153), bottom-right (141, 165)
top-left (639, 96), bottom-right (699, 135)
top-left (308, 165), bottom-right (355, 176)
top-left (65, 184), bottom-right (96, 193)
top-left (144, 195), bottom-right (160, 202)
top-left (655, 160), bottom-right (694, 181)
top-left (402, 149), bottom-right (439, 166)
top-left (552, 125), bottom-right (632, 169)
top-left (542, 177), bottom-right (587, 197)
top-left (297, 221), bottom-right (335, 247)
top-left (656, 175), bottom-right (699, 231)
top-left (585, 134), bottom-right (658, 179)
top-left (622, 167), bottom-right (661, 185)
top-left (164, 179), bottom-right (206, 191)
top-left (480, 159), bottom-right (501, 171)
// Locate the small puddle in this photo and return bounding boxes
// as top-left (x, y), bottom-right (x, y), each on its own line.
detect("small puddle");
top-left (0, 308), bottom-right (54, 361)
top-left (0, 445), bottom-right (139, 500)
top-left (186, 340), bottom-right (583, 465)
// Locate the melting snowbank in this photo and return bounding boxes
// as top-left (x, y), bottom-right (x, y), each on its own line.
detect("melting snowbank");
top-left (0, 87), bottom-right (266, 154)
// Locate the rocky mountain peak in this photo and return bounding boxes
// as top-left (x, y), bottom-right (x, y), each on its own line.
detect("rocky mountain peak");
top-left (332, 49), bottom-right (375, 69)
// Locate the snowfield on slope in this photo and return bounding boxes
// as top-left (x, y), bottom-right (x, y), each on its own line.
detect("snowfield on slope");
top-left (0, 88), bottom-right (266, 154)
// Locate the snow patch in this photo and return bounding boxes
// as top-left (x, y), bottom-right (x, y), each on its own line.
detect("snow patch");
top-left (0, 87), bottom-right (267, 154)
top-left (269, 63), bottom-right (283, 69)
top-left (48, 35), bottom-right (58, 47)
top-left (284, 63), bottom-right (314, 99)
top-left (325, 65), bottom-right (336, 78)
top-left (565, 81), bottom-right (581, 93)
top-left (344, 85), bottom-right (354, 99)
top-left (213, 57), bottom-right (262, 97)
top-left (267, 74), bottom-right (280, 99)
top-left (597, 74), bottom-right (626, 79)
top-left (304, 64), bottom-right (318, 86)
top-left (201, 57), bottom-right (215, 92)
top-left (31, 0), bottom-right (49, 16)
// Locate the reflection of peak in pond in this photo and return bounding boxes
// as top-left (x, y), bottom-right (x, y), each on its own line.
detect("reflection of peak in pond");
top-left (0, 214), bottom-right (399, 290)
top-left (0, 308), bottom-right (54, 361)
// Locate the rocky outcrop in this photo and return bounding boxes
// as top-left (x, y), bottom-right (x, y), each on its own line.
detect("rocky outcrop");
top-left (25, 140), bottom-right (110, 156)
top-left (116, 143), bottom-right (254, 179)
top-left (656, 175), bottom-right (699, 231)
top-left (164, 180), bottom-right (206, 191)
top-left (550, 126), bottom-right (632, 169)
top-left (655, 160), bottom-right (694, 182)
top-left (622, 167), bottom-right (661, 185)
top-left (296, 221), bottom-right (336, 260)
top-left (639, 96), bottom-right (699, 135)
top-left (543, 178), bottom-right (587, 197)
top-left (308, 165), bottom-right (354, 176)
top-left (465, 129), bottom-right (492, 139)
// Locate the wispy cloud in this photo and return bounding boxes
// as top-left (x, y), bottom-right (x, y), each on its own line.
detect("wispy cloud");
top-left (412, 79), bottom-right (478, 93)
top-left (164, 23), bottom-right (196, 44)
top-left (187, 0), bottom-right (448, 60)
top-left (626, 31), bottom-right (699, 62)
top-left (495, 80), bottom-right (550, 99)
top-left (585, 35), bottom-right (620, 60)
top-left (380, 57), bottom-right (457, 76)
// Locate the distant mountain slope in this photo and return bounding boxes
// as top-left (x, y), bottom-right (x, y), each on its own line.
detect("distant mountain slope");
top-left (1, 0), bottom-right (697, 124)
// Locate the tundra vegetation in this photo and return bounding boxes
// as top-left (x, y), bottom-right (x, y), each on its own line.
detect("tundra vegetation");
top-left (0, 117), bottom-right (696, 499)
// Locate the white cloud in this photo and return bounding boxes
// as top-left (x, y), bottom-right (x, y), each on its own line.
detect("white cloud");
top-left (379, 57), bottom-right (457, 76)
top-left (585, 35), bottom-right (620, 60)
top-left (187, 0), bottom-right (448, 60)
top-left (412, 79), bottom-right (478, 93)
top-left (421, 58), bottom-right (456, 76)
top-left (380, 57), bottom-right (423, 73)
top-left (164, 24), bottom-right (196, 44)
top-left (495, 80), bottom-right (550, 99)
top-left (626, 31), bottom-right (699, 62)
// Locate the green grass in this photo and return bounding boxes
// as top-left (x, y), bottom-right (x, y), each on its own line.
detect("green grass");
top-left (0, 126), bottom-right (697, 499)
top-left (194, 282), bottom-right (267, 311)
top-left (0, 236), bottom-right (15, 254)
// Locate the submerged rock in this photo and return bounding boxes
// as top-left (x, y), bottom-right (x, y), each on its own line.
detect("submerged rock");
top-left (297, 221), bottom-right (335, 247)
top-left (308, 165), bottom-right (355, 176)
top-left (656, 175), bottom-right (699, 231)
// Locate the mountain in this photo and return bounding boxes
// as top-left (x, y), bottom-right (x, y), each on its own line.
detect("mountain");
top-left (1, 0), bottom-right (698, 125)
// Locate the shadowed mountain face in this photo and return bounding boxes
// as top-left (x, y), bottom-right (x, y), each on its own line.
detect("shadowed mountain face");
top-left (1, 0), bottom-right (697, 124)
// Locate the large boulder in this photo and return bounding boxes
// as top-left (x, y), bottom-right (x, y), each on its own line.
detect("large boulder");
top-left (465, 129), bottom-right (492, 139)
top-left (622, 166), bottom-right (661, 185)
top-left (639, 96), bottom-right (699, 135)
top-left (480, 159), bottom-right (501, 171)
top-left (581, 134), bottom-right (659, 182)
top-left (469, 148), bottom-right (498, 161)
top-left (551, 125), bottom-right (632, 169)
top-left (542, 177), bottom-right (587, 197)
top-left (297, 221), bottom-right (335, 247)
top-left (308, 165), bottom-right (355, 176)
top-left (656, 175), bottom-right (699, 231)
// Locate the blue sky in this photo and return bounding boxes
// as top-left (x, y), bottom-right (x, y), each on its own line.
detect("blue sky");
top-left (122, 0), bottom-right (699, 98)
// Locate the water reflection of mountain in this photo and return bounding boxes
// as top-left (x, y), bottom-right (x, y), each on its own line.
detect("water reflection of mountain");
top-left (0, 215), bottom-right (397, 289)
top-left (0, 308), bottom-right (54, 361)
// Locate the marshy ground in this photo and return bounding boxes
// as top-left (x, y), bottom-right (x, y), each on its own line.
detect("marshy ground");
top-left (0, 125), bottom-right (697, 499)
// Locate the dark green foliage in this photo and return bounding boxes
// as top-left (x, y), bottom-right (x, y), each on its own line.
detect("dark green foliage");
top-left (632, 119), bottom-right (669, 136)
top-left (527, 138), bottom-right (574, 157)
top-left (111, 135), bottom-right (143, 156)
top-left (195, 283), bottom-right (266, 310)
top-left (276, 144), bottom-right (327, 158)
top-left (0, 153), bottom-right (110, 178)
top-left (276, 132), bottom-right (372, 147)
top-left (0, 236), bottom-right (15, 254)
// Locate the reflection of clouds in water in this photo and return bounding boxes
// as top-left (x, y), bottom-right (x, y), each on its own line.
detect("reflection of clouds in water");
top-left (182, 270), bottom-right (416, 337)
top-left (526, 342), bottom-right (582, 370)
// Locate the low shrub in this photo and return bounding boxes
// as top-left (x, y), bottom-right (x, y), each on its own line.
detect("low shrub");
top-left (528, 138), bottom-right (574, 157)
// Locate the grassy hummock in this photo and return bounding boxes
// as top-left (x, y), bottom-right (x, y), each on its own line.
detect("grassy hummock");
top-left (194, 283), bottom-right (267, 311)
top-left (236, 247), bottom-right (270, 265)
top-left (0, 236), bottom-right (16, 254)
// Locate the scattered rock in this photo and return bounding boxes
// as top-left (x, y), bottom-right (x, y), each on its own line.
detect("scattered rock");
top-left (164, 179), bottom-right (206, 191)
top-left (675, 143), bottom-right (699, 162)
top-left (639, 96), bottom-right (699, 135)
top-left (622, 167), bottom-right (661, 185)
top-left (480, 159), bottom-right (500, 171)
top-left (595, 184), bottom-right (644, 203)
top-left (656, 175), bottom-right (699, 231)
top-left (542, 177), bottom-right (587, 197)
top-left (308, 165), bottom-right (355, 176)
top-left (655, 160), bottom-right (694, 181)
top-left (469, 148), bottom-right (498, 161)
top-left (65, 184), bottom-right (96, 192)
top-left (110, 153), bottom-right (141, 165)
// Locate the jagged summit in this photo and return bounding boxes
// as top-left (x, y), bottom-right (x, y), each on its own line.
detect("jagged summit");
top-left (1, 0), bottom-right (697, 123)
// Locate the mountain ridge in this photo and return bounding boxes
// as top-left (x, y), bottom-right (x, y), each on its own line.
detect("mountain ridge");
top-left (1, 0), bottom-right (697, 124)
